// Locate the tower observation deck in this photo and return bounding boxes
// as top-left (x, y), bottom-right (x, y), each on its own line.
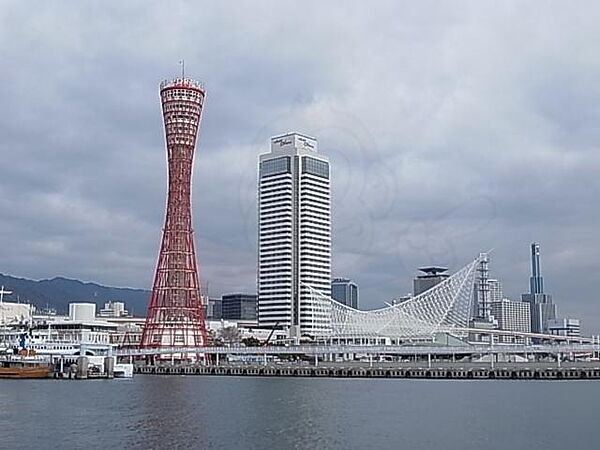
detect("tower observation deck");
top-left (140, 77), bottom-right (208, 357)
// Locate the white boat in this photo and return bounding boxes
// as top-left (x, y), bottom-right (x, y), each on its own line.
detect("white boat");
top-left (114, 362), bottom-right (134, 378)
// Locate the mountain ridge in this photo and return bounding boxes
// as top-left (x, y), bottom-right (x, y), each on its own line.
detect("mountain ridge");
top-left (0, 272), bottom-right (150, 316)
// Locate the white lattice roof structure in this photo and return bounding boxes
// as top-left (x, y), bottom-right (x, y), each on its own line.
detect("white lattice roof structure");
top-left (304, 256), bottom-right (481, 341)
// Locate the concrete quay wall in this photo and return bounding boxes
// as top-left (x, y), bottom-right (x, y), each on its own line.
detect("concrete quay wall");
top-left (136, 364), bottom-right (600, 380)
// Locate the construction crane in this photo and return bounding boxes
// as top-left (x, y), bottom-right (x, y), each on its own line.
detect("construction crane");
top-left (263, 322), bottom-right (280, 346)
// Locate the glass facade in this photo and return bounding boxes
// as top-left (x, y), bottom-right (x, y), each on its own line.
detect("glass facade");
top-left (331, 278), bottom-right (359, 309)
top-left (222, 294), bottom-right (257, 320)
top-left (260, 156), bottom-right (291, 178)
top-left (302, 156), bottom-right (329, 179)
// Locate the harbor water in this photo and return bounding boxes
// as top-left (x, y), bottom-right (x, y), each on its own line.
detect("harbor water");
top-left (1, 376), bottom-right (598, 449)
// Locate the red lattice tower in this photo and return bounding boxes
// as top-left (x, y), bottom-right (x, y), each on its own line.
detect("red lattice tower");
top-left (140, 77), bottom-right (208, 357)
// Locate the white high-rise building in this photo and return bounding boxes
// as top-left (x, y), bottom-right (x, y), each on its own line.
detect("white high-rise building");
top-left (257, 133), bottom-right (331, 338)
top-left (490, 298), bottom-right (531, 343)
top-left (488, 279), bottom-right (503, 304)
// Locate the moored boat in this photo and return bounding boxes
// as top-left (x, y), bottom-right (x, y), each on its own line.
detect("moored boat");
top-left (0, 355), bottom-right (52, 379)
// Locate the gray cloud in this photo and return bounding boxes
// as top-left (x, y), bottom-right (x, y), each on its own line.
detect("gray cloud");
top-left (1, 1), bottom-right (599, 332)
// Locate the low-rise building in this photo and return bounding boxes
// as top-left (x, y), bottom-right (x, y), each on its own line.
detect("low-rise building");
top-left (0, 301), bottom-right (32, 326)
top-left (547, 318), bottom-right (581, 337)
top-left (98, 301), bottom-right (129, 318)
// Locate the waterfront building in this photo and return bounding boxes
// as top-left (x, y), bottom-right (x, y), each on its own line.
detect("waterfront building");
top-left (413, 267), bottom-right (449, 296)
top-left (490, 298), bottom-right (531, 343)
top-left (329, 255), bottom-right (485, 344)
top-left (521, 242), bottom-right (556, 333)
top-left (331, 278), bottom-right (359, 309)
top-left (28, 303), bottom-right (116, 355)
top-left (257, 133), bottom-right (332, 338)
top-left (0, 301), bottom-right (32, 326)
top-left (30, 319), bottom-right (116, 350)
top-left (108, 321), bottom-right (143, 349)
top-left (547, 318), bottom-right (581, 337)
top-left (98, 301), bottom-right (129, 318)
top-left (222, 294), bottom-right (257, 321)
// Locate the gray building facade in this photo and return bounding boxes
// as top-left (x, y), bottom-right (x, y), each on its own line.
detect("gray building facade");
top-left (205, 298), bottom-right (222, 320)
top-left (222, 294), bottom-right (257, 321)
top-left (547, 318), bottom-right (581, 337)
top-left (413, 267), bottom-right (449, 297)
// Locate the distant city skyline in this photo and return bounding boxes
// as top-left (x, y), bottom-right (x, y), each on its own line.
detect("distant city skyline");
top-left (0, 2), bottom-right (599, 332)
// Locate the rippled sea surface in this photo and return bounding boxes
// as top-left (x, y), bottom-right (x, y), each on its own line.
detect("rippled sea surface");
top-left (1, 376), bottom-right (599, 449)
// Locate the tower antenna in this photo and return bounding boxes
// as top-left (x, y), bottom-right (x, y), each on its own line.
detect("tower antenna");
top-left (179, 59), bottom-right (185, 79)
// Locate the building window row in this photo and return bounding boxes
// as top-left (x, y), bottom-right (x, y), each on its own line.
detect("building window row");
top-left (300, 198), bottom-right (330, 209)
top-left (259, 279), bottom-right (294, 285)
top-left (260, 156), bottom-right (292, 178)
top-left (260, 263), bottom-right (293, 270)
top-left (260, 226), bottom-right (293, 236)
top-left (260, 197), bottom-right (293, 208)
top-left (260, 189), bottom-right (292, 203)
top-left (300, 184), bottom-right (331, 197)
top-left (299, 237), bottom-right (331, 245)
top-left (260, 204), bottom-right (293, 213)
top-left (260, 219), bottom-right (292, 229)
top-left (302, 156), bottom-right (329, 179)
top-left (259, 252), bottom-right (293, 260)
top-left (260, 215), bottom-right (292, 224)
top-left (299, 225), bottom-right (330, 234)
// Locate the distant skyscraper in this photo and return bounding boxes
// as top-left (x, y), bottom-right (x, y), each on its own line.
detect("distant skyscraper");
top-left (521, 242), bottom-right (556, 333)
top-left (413, 267), bottom-right (449, 296)
top-left (331, 278), bottom-right (359, 309)
top-left (257, 133), bottom-right (331, 338)
top-left (529, 242), bottom-right (544, 294)
top-left (221, 294), bottom-right (257, 321)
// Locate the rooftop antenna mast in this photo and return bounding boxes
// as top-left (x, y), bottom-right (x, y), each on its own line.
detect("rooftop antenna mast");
top-left (180, 59), bottom-right (185, 79)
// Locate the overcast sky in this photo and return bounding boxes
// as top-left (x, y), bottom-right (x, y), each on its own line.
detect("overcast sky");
top-left (1, 1), bottom-right (599, 331)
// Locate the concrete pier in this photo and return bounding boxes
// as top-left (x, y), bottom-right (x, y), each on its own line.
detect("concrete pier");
top-left (75, 357), bottom-right (89, 379)
top-left (52, 355), bottom-right (119, 380)
top-left (135, 363), bottom-right (600, 380)
top-left (104, 356), bottom-right (115, 379)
